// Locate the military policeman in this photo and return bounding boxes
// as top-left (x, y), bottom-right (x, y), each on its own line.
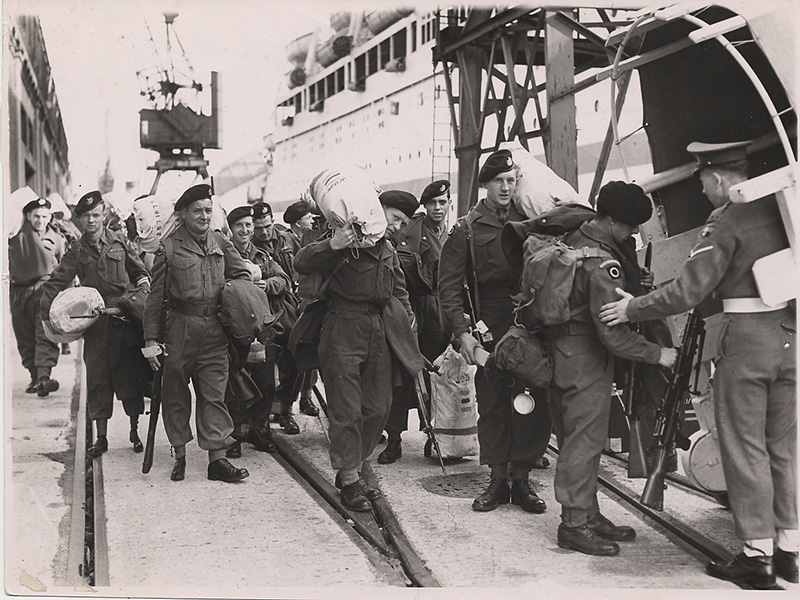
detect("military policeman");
top-left (9, 195), bottom-right (65, 396)
top-left (40, 191), bottom-right (151, 456)
top-left (438, 149), bottom-right (552, 514)
top-left (294, 191), bottom-right (421, 511)
top-left (225, 204), bottom-right (293, 455)
top-left (544, 182), bottom-right (676, 556)
top-left (252, 201), bottom-right (306, 431)
top-left (379, 184), bottom-right (451, 464)
top-left (600, 141), bottom-right (797, 587)
top-left (143, 184), bottom-right (252, 483)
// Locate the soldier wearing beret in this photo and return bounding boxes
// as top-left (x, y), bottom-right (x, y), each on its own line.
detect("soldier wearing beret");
top-left (379, 185), bottom-right (452, 464)
top-left (283, 200), bottom-right (314, 247)
top-left (142, 184), bottom-right (252, 483)
top-left (224, 205), bottom-right (293, 456)
top-left (545, 181), bottom-right (677, 556)
top-left (40, 190), bottom-right (151, 456)
top-left (251, 200), bottom-right (308, 432)
top-left (600, 141), bottom-right (797, 587)
top-left (293, 190), bottom-right (423, 511)
top-left (438, 149), bottom-right (552, 515)
top-left (9, 195), bottom-right (65, 396)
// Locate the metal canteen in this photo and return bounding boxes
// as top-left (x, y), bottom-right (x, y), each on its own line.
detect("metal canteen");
top-left (513, 389), bottom-right (535, 415)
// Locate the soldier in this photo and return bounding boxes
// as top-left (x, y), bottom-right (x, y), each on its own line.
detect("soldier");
top-left (252, 201), bottom-right (305, 431)
top-left (9, 196), bottom-right (65, 396)
top-left (225, 205), bottom-right (292, 455)
top-left (600, 141), bottom-right (797, 587)
top-left (282, 199), bottom-right (321, 418)
top-left (438, 149), bottom-right (552, 514)
top-left (142, 184), bottom-right (251, 483)
top-left (294, 191), bottom-right (421, 511)
top-left (379, 183), bottom-right (451, 464)
top-left (542, 182), bottom-right (676, 556)
top-left (40, 191), bottom-right (151, 456)
top-left (283, 199), bottom-right (315, 250)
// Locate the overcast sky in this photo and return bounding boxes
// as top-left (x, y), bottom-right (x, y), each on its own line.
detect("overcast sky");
top-left (11, 0), bottom-right (368, 198)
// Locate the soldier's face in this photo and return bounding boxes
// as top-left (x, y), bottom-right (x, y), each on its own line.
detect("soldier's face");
top-left (484, 172), bottom-right (516, 205)
top-left (297, 212), bottom-right (315, 230)
top-left (181, 199), bottom-right (213, 236)
top-left (26, 208), bottom-right (51, 233)
top-left (424, 195), bottom-right (450, 225)
top-left (383, 206), bottom-right (409, 236)
top-left (253, 216), bottom-right (274, 241)
top-left (79, 204), bottom-right (106, 236)
top-left (230, 216), bottom-right (254, 248)
top-left (609, 219), bottom-right (639, 245)
top-left (698, 170), bottom-right (727, 207)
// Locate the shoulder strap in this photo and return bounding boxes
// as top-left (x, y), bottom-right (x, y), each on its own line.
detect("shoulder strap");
top-left (461, 216), bottom-right (482, 321)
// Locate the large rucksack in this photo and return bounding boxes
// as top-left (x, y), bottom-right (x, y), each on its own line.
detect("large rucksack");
top-left (501, 203), bottom-right (607, 329)
top-left (493, 204), bottom-right (605, 388)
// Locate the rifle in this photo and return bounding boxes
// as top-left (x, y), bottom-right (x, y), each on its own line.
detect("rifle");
top-left (641, 309), bottom-right (705, 510)
top-left (626, 242), bottom-right (651, 479)
top-left (142, 250), bottom-right (170, 474)
top-left (462, 219), bottom-right (493, 350)
top-left (414, 361), bottom-right (447, 474)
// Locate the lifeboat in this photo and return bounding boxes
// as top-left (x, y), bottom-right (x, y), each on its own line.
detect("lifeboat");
top-left (316, 34), bottom-right (352, 67)
top-left (285, 32), bottom-right (314, 66)
top-left (364, 8), bottom-right (413, 35)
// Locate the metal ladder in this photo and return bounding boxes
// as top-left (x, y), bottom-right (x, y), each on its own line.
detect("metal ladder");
top-left (431, 65), bottom-right (453, 182)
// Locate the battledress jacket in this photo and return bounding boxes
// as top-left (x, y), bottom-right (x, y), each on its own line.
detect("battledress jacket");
top-left (293, 237), bottom-right (424, 380)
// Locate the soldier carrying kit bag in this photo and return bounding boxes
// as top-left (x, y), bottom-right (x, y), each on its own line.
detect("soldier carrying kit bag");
top-left (493, 204), bottom-right (601, 388)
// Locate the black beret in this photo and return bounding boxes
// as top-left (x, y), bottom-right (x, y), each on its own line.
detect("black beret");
top-left (23, 197), bottom-right (51, 215)
top-left (478, 149), bottom-right (515, 183)
top-left (420, 180), bottom-right (450, 204)
top-left (379, 190), bottom-right (419, 219)
top-left (74, 191), bottom-right (104, 217)
top-left (174, 184), bottom-right (213, 211)
top-left (283, 200), bottom-right (312, 224)
top-left (227, 205), bottom-right (254, 226)
top-left (252, 201), bottom-right (273, 220)
top-left (596, 181), bottom-right (652, 225)
top-left (687, 140), bottom-right (750, 178)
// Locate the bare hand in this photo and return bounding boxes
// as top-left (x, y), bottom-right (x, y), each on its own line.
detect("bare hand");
top-left (599, 288), bottom-right (634, 326)
top-left (658, 347), bottom-right (678, 369)
top-left (640, 268), bottom-right (655, 290)
top-left (458, 332), bottom-right (482, 366)
top-left (330, 224), bottom-right (356, 251)
top-left (144, 340), bottom-right (161, 372)
top-left (254, 279), bottom-right (267, 290)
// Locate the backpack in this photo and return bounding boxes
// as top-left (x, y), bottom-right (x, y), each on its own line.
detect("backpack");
top-left (501, 203), bottom-right (606, 329)
top-left (493, 204), bottom-right (605, 388)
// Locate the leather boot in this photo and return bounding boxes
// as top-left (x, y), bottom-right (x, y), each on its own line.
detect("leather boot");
top-left (37, 376), bottom-right (59, 398)
top-left (208, 458), bottom-right (250, 482)
top-left (225, 440), bottom-right (242, 458)
top-left (246, 422), bottom-right (277, 452)
top-left (472, 478), bottom-right (510, 512)
top-left (511, 479), bottom-right (546, 513)
top-left (360, 479), bottom-right (382, 500)
top-left (87, 436), bottom-right (108, 458)
top-left (299, 395), bottom-right (319, 416)
top-left (130, 429), bottom-right (144, 453)
top-left (706, 553), bottom-right (776, 589)
top-left (170, 457), bottom-right (186, 481)
top-left (557, 523), bottom-right (620, 556)
top-left (587, 512), bottom-right (636, 541)
top-left (278, 413), bottom-right (300, 435)
top-left (340, 480), bottom-right (371, 512)
top-left (774, 548), bottom-right (799, 583)
top-left (25, 378), bottom-right (38, 394)
top-left (378, 438), bottom-right (402, 464)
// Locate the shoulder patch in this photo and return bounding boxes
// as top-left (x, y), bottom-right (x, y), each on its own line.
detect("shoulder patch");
top-left (598, 258), bottom-right (622, 279)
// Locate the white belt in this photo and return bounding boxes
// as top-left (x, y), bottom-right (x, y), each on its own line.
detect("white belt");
top-left (722, 297), bottom-right (788, 313)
